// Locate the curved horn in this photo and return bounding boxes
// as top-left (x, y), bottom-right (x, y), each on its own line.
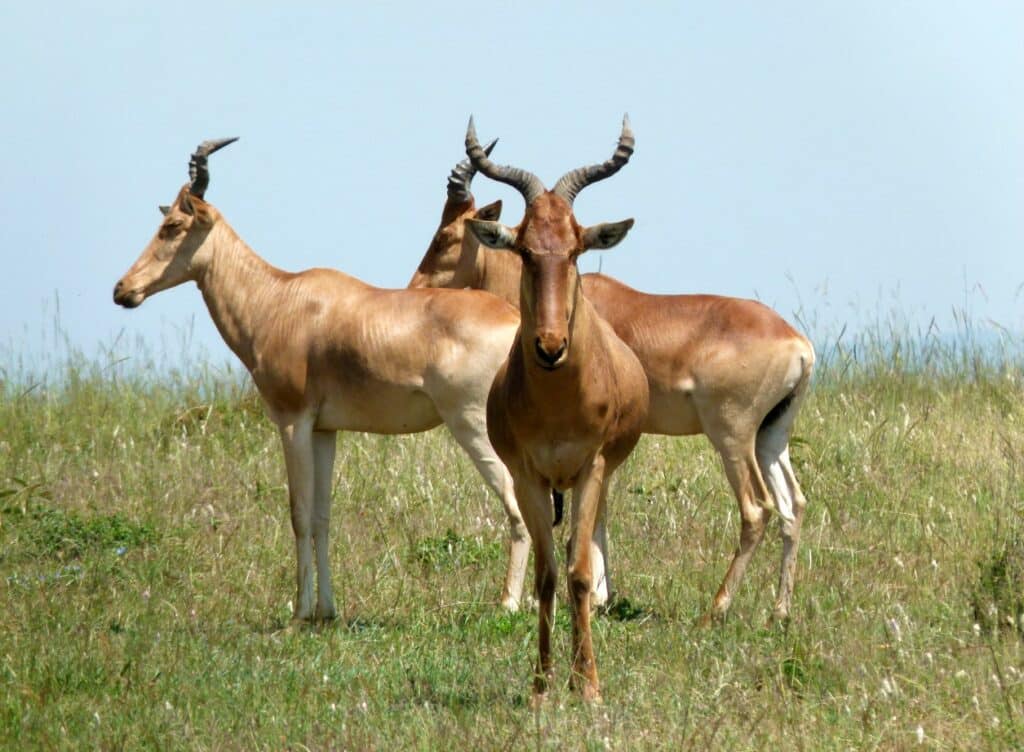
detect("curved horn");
top-left (188, 137), bottom-right (239, 199)
top-left (447, 138), bottom-right (497, 203)
top-left (552, 115), bottom-right (634, 205)
top-left (466, 117), bottom-right (546, 206)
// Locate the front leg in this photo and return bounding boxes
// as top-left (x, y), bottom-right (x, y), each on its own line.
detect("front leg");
top-left (511, 471), bottom-right (557, 704)
top-left (312, 430), bottom-right (338, 622)
top-left (567, 453), bottom-right (606, 702)
top-left (278, 416), bottom-right (317, 622)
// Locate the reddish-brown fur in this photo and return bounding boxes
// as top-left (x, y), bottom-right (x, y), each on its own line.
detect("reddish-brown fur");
top-left (412, 179), bottom-right (815, 626)
top-left (471, 184), bottom-right (648, 704)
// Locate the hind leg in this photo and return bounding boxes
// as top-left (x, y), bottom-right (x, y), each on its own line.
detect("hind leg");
top-left (440, 406), bottom-right (530, 612)
top-left (755, 400), bottom-right (809, 622)
top-left (700, 431), bottom-right (773, 626)
top-left (772, 448), bottom-right (807, 620)
top-left (590, 483), bottom-right (611, 608)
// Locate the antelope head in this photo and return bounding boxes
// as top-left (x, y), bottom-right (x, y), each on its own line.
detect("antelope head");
top-left (464, 117), bottom-right (635, 370)
top-left (113, 138), bottom-right (238, 308)
top-left (408, 139), bottom-right (503, 290)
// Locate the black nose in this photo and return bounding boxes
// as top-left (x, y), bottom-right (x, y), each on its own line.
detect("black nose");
top-left (534, 337), bottom-right (567, 367)
top-left (113, 280), bottom-right (139, 308)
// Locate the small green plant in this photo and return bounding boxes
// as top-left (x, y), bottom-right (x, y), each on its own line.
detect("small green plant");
top-left (971, 536), bottom-right (1024, 637)
top-left (600, 595), bottom-right (653, 622)
top-left (2, 502), bottom-right (157, 560)
top-left (411, 528), bottom-right (501, 570)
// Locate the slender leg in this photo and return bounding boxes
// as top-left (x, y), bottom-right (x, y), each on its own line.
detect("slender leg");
top-left (701, 445), bottom-right (771, 626)
top-left (441, 407), bottom-right (531, 611)
top-left (512, 472), bottom-right (557, 704)
top-left (773, 449), bottom-right (808, 620)
top-left (755, 400), bottom-right (809, 622)
top-left (567, 454), bottom-right (605, 702)
top-left (278, 415), bottom-right (317, 621)
top-left (312, 430), bottom-right (338, 621)
top-left (772, 354), bottom-right (815, 620)
top-left (590, 483), bottom-right (612, 608)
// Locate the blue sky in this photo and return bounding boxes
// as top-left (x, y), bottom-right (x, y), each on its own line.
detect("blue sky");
top-left (2, 2), bottom-right (1021, 373)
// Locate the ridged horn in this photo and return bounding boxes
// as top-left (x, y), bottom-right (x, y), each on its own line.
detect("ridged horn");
top-left (447, 138), bottom-right (497, 203)
top-left (551, 115), bottom-right (634, 205)
top-left (188, 137), bottom-right (239, 199)
top-left (465, 117), bottom-right (546, 206)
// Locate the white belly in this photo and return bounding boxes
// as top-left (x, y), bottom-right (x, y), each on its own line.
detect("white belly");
top-left (316, 387), bottom-right (441, 435)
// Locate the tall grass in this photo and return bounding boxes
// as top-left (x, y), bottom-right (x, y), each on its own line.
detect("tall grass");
top-left (1, 317), bottom-right (1022, 749)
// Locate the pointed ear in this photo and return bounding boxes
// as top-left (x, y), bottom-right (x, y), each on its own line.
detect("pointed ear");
top-left (179, 192), bottom-right (195, 216)
top-left (475, 199), bottom-right (502, 222)
top-left (582, 219), bottom-right (634, 250)
top-left (465, 219), bottom-right (516, 250)
top-left (158, 205), bottom-right (171, 216)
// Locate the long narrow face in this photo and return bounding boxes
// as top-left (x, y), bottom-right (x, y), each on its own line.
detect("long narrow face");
top-left (407, 198), bottom-right (502, 290)
top-left (514, 194), bottom-right (583, 369)
top-left (113, 186), bottom-right (215, 308)
top-left (468, 194), bottom-right (633, 370)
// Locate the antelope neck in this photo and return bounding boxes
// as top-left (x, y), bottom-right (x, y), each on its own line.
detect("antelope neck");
top-left (194, 221), bottom-right (290, 371)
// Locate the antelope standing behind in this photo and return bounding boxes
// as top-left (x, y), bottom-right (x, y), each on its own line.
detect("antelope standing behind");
top-left (410, 148), bottom-right (815, 626)
top-left (113, 138), bottom-right (535, 621)
top-left (467, 117), bottom-right (649, 702)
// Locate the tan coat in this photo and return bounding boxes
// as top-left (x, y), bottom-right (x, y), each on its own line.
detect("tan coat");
top-left (115, 173), bottom-right (534, 622)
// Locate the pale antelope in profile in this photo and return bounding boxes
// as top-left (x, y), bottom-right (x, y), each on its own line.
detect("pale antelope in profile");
top-left (113, 138), bottom-right (535, 621)
top-left (466, 117), bottom-right (649, 702)
top-left (410, 143), bottom-right (815, 626)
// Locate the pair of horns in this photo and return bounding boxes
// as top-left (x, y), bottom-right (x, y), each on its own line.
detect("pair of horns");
top-left (448, 138), bottom-right (497, 203)
top-left (188, 137), bottom-right (239, 199)
top-left (465, 115), bottom-right (634, 206)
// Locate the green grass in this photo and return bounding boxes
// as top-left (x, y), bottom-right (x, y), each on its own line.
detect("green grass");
top-left (1, 331), bottom-right (1022, 750)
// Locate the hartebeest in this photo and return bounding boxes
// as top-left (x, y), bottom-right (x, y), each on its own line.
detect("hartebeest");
top-left (410, 146), bottom-right (815, 626)
top-left (409, 148), bottom-right (568, 573)
top-left (408, 142), bottom-right (504, 292)
top-left (466, 117), bottom-right (649, 702)
top-left (113, 138), bottom-right (536, 620)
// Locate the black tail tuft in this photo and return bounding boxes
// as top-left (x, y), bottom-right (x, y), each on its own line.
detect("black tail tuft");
top-left (761, 391), bottom-right (795, 431)
top-left (552, 490), bottom-right (564, 527)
